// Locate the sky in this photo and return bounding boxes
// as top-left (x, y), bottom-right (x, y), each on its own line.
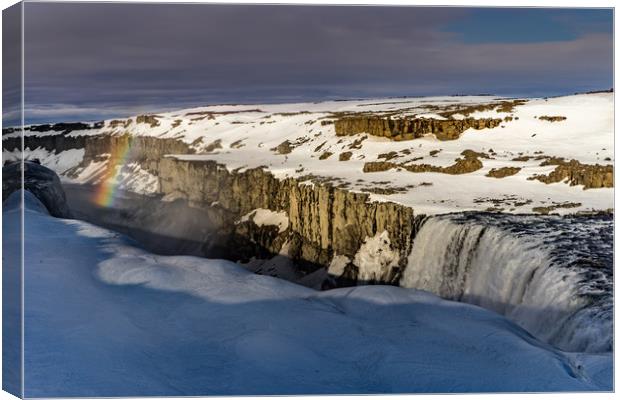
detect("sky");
top-left (2, 3), bottom-right (614, 125)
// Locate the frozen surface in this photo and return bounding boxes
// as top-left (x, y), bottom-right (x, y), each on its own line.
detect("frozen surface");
top-left (401, 213), bottom-right (613, 353)
top-left (6, 191), bottom-right (611, 396)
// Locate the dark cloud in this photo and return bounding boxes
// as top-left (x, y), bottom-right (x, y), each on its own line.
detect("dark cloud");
top-left (16, 3), bottom-right (613, 124)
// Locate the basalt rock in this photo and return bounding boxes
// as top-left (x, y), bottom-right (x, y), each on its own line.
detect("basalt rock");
top-left (529, 159), bottom-right (613, 189)
top-left (339, 151), bottom-right (353, 161)
top-left (538, 115), bottom-right (567, 122)
top-left (334, 116), bottom-right (502, 141)
top-left (486, 167), bottom-right (521, 178)
top-left (2, 160), bottom-right (72, 218)
top-left (136, 114), bottom-right (161, 127)
top-left (363, 151), bottom-right (483, 175)
top-left (157, 158), bottom-right (415, 283)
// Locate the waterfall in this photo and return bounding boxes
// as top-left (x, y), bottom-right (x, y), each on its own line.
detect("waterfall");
top-left (400, 214), bottom-right (612, 353)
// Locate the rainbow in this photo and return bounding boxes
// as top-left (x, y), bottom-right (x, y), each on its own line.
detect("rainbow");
top-left (93, 136), bottom-right (133, 207)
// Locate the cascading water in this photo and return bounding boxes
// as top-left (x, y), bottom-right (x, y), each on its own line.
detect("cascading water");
top-left (400, 213), bottom-right (612, 353)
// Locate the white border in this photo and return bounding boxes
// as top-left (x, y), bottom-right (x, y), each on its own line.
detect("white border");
top-left (0, 1), bottom-right (616, 400)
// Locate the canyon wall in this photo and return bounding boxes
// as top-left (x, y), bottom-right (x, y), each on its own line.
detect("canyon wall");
top-left (4, 133), bottom-right (418, 286)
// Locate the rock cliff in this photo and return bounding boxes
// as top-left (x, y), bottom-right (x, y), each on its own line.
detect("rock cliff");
top-left (157, 157), bottom-right (416, 284)
top-left (334, 116), bottom-right (502, 141)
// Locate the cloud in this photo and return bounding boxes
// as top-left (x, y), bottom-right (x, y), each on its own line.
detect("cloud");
top-left (18, 3), bottom-right (613, 124)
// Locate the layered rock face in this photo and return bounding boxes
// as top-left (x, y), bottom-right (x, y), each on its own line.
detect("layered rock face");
top-left (157, 158), bottom-right (416, 284)
top-left (334, 116), bottom-right (502, 141)
top-left (78, 134), bottom-right (193, 172)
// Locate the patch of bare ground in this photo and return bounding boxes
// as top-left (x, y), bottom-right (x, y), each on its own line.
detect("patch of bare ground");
top-left (339, 152), bottom-right (353, 161)
top-left (486, 167), bottom-right (521, 178)
top-left (109, 119), bottom-right (132, 128)
top-left (230, 139), bottom-right (245, 149)
top-left (319, 151), bottom-right (333, 160)
top-left (474, 195), bottom-right (533, 211)
top-left (528, 158), bottom-right (613, 189)
top-left (532, 202), bottom-right (582, 215)
top-left (348, 136), bottom-right (367, 149)
top-left (378, 151), bottom-right (399, 161)
top-left (203, 139), bottom-right (222, 152)
top-left (271, 137), bottom-right (311, 155)
top-left (360, 186), bottom-right (408, 195)
top-left (538, 115), bottom-right (567, 122)
top-left (136, 115), bottom-right (162, 127)
top-left (363, 149), bottom-right (483, 175)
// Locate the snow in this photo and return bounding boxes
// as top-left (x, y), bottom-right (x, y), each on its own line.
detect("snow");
top-left (239, 208), bottom-right (289, 233)
top-left (4, 147), bottom-right (84, 177)
top-left (328, 254), bottom-right (350, 277)
top-left (353, 231), bottom-right (400, 281)
top-left (4, 190), bottom-right (610, 396)
top-left (110, 162), bottom-right (160, 195)
top-left (14, 92), bottom-right (613, 216)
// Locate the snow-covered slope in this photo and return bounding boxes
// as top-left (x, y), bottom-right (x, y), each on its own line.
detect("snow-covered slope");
top-left (6, 190), bottom-right (611, 396)
top-left (8, 92), bottom-right (614, 215)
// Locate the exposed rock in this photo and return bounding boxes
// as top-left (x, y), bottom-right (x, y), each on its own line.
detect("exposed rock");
top-left (157, 158), bottom-right (415, 284)
top-left (348, 136), bottom-right (367, 149)
top-left (532, 202), bottom-right (582, 214)
top-left (110, 119), bottom-right (132, 128)
top-left (319, 151), bottom-right (333, 160)
top-left (538, 115), bottom-right (567, 122)
top-left (3, 161), bottom-right (72, 218)
top-left (363, 152), bottom-right (483, 175)
top-left (230, 139), bottom-right (245, 149)
top-left (204, 139), bottom-right (223, 152)
top-left (529, 159), bottom-right (613, 189)
top-left (136, 115), bottom-right (161, 127)
top-left (5, 121), bottom-right (98, 135)
top-left (339, 151), bottom-right (353, 161)
top-left (314, 141), bottom-right (327, 152)
top-left (334, 116), bottom-right (502, 141)
top-left (486, 167), bottom-right (521, 178)
top-left (272, 140), bottom-right (293, 154)
top-left (378, 151), bottom-right (399, 161)
top-left (460, 149), bottom-right (491, 159)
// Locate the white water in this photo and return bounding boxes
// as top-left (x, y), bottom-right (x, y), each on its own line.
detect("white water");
top-left (400, 216), bottom-right (611, 353)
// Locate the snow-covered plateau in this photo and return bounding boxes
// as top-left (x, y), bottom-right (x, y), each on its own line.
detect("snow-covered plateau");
top-left (3, 92), bottom-right (614, 214)
top-left (3, 191), bottom-right (612, 396)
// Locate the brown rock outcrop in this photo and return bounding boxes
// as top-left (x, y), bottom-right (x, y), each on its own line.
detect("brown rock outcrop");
top-left (486, 167), bottom-right (521, 178)
top-left (334, 116), bottom-right (502, 141)
top-left (363, 150), bottom-right (483, 175)
top-left (538, 115), bottom-right (567, 122)
top-left (529, 159), bottom-right (613, 189)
